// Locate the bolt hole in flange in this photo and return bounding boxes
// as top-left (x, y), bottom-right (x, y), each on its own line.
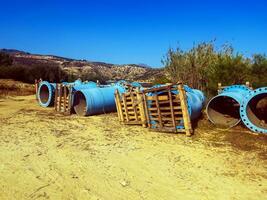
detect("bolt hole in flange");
top-left (207, 95), bottom-right (241, 128)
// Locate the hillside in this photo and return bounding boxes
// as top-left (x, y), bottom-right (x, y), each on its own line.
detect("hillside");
top-left (0, 49), bottom-right (164, 82)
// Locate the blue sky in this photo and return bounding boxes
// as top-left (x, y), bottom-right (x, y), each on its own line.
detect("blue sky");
top-left (0, 0), bottom-right (266, 67)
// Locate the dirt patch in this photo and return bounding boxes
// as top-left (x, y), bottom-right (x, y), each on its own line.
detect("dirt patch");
top-left (0, 95), bottom-right (267, 200)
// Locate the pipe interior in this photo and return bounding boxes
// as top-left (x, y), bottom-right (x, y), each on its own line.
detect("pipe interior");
top-left (246, 93), bottom-right (267, 129)
top-left (73, 91), bottom-right (87, 116)
top-left (39, 85), bottom-right (49, 104)
top-left (207, 96), bottom-right (240, 127)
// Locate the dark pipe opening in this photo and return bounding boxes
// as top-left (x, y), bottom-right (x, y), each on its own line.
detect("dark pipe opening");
top-left (73, 91), bottom-right (87, 116)
top-left (246, 93), bottom-right (267, 130)
top-left (39, 85), bottom-right (49, 104)
top-left (207, 96), bottom-right (240, 127)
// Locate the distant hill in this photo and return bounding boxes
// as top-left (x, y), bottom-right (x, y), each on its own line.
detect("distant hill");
top-left (0, 49), bottom-right (164, 82)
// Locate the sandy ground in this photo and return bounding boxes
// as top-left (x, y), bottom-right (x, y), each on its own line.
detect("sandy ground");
top-left (0, 95), bottom-right (267, 200)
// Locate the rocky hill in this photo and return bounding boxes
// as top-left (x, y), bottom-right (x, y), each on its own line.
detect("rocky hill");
top-left (0, 49), bottom-right (164, 82)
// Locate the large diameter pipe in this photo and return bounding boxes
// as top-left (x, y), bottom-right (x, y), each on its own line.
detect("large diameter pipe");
top-left (183, 85), bottom-right (206, 120)
top-left (206, 85), bottom-right (252, 128)
top-left (73, 85), bottom-right (126, 116)
top-left (37, 81), bottom-right (56, 107)
top-left (37, 80), bottom-right (97, 107)
top-left (240, 87), bottom-right (267, 134)
top-left (147, 85), bottom-right (205, 129)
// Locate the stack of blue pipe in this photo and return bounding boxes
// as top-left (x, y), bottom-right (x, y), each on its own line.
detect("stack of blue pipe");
top-left (37, 79), bottom-right (97, 107)
top-left (37, 79), bottom-right (140, 116)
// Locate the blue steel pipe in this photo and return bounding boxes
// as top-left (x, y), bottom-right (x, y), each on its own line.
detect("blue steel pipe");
top-left (37, 80), bottom-right (97, 107)
top-left (206, 85), bottom-right (252, 128)
top-left (73, 85), bottom-right (126, 116)
top-left (240, 87), bottom-right (267, 134)
top-left (37, 81), bottom-right (56, 107)
top-left (147, 85), bottom-right (205, 130)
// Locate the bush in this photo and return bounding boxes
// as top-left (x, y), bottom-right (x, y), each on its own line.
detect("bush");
top-left (162, 41), bottom-right (267, 96)
top-left (0, 63), bottom-right (68, 83)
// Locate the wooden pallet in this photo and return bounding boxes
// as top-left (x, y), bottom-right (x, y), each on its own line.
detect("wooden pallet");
top-left (54, 84), bottom-right (72, 115)
top-left (115, 83), bottom-right (193, 136)
top-left (114, 89), bottom-right (147, 127)
top-left (143, 83), bottom-right (192, 136)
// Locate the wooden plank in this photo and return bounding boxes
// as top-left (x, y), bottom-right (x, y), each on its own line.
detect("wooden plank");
top-left (178, 84), bottom-right (192, 136)
top-left (155, 94), bottom-right (163, 128)
top-left (58, 84), bottom-right (62, 112)
top-left (150, 117), bottom-right (183, 121)
top-left (67, 85), bottom-right (72, 114)
top-left (115, 90), bottom-right (124, 122)
top-left (130, 92), bottom-right (138, 120)
top-left (123, 111), bottom-right (137, 115)
top-left (149, 99), bottom-right (180, 105)
top-left (126, 101), bottom-right (134, 105)
top-left (114, 90), bottom-right (121, 121)
top-left (34, 79), bottom-right (38, 100)
top-left (137, 91), bottom-right (147, 127)
top-left (168, 89), bottom-right (177, 131)
top-left (63, 85), bottom-right (67, 112)
top-left (54, 84), bottom-right (58, 111)
top-left (122, 106), bottom-right (135, 110)
top-left (149, 111), bottom-right (182, 116)
top-left (122, 94), bottom-right (129, 122)
top-left (146, 96), bottom-right (169, 101)
top-left (123, 115), bottom-right (141, 120)
top-left (143, 93), bottom-right (151, 128)
top-left (148, 106), bottom-right (181, 111)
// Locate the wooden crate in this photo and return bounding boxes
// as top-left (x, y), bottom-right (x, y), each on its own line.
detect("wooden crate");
top-left (143, 83), bottom-right (192, 136)
top-left (114, 89), bottom-right (147, 127)
top-left (115, 83), bottom-right (193, 136)
top-left (54, 84), bottom-right (72, 115)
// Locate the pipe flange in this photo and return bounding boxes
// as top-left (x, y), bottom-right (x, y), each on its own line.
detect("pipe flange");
top-left (240, 87), bottom-right (267, 134)
top-left (37, 81), bottom-right (54, 107)
top-left (222, 85), bottom-right (250, 93)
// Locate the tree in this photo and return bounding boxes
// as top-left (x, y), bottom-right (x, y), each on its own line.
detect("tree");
top-left (0, 52), bottom-right (13, 66)
top-left (162, 41), bottom-right (253, 96)
top-left (250, 54), bottom-right (267, 88)
top-left (162, 41), bottom-right (218, 91)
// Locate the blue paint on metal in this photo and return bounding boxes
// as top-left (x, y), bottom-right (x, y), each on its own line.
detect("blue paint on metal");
top-left (206, 85), bottom-right (252, 127)
top-left (131, 82), bottom-right (142, 88)
top-left (37, 81), bottom-right (56, 107)
top-left (240, 87), bottom-right (267, 134)
top-left (73, 84), bottom-right (126, 116)
top-left (113, 80), bottom-right (143, 94)
top-left (147, 85), bottom-right (205, 129)
top-left (72, 81), bottom-right (97, 90)
top-left (37, 80), bottom-right (98, 107)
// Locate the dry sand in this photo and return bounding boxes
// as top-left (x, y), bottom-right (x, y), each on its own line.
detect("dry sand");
top-left (0, 95), bottom-right (267, 200)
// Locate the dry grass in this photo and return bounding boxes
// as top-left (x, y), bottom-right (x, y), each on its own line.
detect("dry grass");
top-left (0, 94), bottom-right (267, 199)
top-left (0, 79), bottom-right (35, 98)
